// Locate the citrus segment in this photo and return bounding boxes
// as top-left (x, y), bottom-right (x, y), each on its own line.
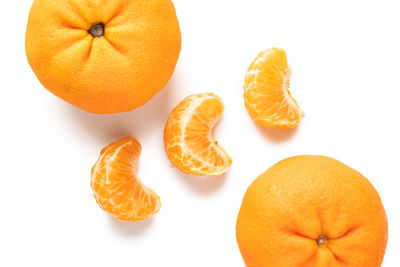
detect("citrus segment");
top-left (244, 48), bottom-right (303, 129)
top-left (164, 93), bottom-right (232, 176)
top-left (91, 137), bottom-right (160, 221)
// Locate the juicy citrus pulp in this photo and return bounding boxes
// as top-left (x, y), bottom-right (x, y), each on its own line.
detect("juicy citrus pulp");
top-left (164, 93), bottom-right (232, 176)
top-left (244, 48), bottom-right (303, 129)
top-left (91, 137), bottom-right (160, 221)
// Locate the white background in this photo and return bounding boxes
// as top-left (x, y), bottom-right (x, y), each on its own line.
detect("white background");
top-left (1, 0), bottom-right (399, 266)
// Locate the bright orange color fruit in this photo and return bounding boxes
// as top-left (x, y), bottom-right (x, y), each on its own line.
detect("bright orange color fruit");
top-left (164, 93), bottom-right (232, 176)
top-left (236, 155), bottom-right (387, 267)
top-left (26, 0), bottom-right (181, 114)
top-left (243, 48), bottom-right (303, 129)
top-left (91, 137), bottom-right (160, 221)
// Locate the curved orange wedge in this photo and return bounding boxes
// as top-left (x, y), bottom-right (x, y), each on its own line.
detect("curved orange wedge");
top-left (244, 48), bottom-right (303, 129)
top-left (164, 93), bottom-right (232, 176)
top-left (91, 137), bottom-right (160, 221)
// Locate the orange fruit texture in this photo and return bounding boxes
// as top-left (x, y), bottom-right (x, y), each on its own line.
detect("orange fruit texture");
top-left (91, 137), bottom-right (160, 221)
top-left (236, 155), bottom-right (388, 267)
top-left (244, 48), bottom-right (303, 129)
top-left (164, 93), bottom-right (232, 176)
top-left (25, 0), bottom-right (181, 114)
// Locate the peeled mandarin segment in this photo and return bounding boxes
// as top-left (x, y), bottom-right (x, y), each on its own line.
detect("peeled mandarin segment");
top-left (243, 48), bottom-right (303, 129)
top-left (164, 93), bottom-right (232, 176)
top-left (91, 137), bottom-right (160, 222)
top-left (25, 0), bottom-right (181, 114)
top-left (236, 155), bottom-right (388, 267)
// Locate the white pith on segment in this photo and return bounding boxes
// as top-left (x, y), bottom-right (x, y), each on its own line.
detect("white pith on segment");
top-left (91, 138), bottom-right (160, 221)
top-left (164, 93), bottom-right (232, 176)
top-left (243, 48), bottom-right (303, 128)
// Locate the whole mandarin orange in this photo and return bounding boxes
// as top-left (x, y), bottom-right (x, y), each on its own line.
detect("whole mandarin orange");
top-left (236, 155), bottom-right (388, 267)
top-left (26, 0), bottom-right (181, 114)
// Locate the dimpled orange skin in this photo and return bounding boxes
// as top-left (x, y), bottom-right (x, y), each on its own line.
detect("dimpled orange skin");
top-left (236, 155), bottom-right (388, 267)
top-left (26, 0), bottom-right (181, 114)
top-left (91, 137), bottom-right (160, 221)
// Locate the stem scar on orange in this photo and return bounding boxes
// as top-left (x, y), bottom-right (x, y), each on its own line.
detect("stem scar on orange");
top-left (91, 137), bottom-right (160, 222)
top-left (236, 155), bottom-right (388, 267)
top-left (25, 0), bottom-right (181, 114)
top-left (164, 93), bottom-right (232, 176)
